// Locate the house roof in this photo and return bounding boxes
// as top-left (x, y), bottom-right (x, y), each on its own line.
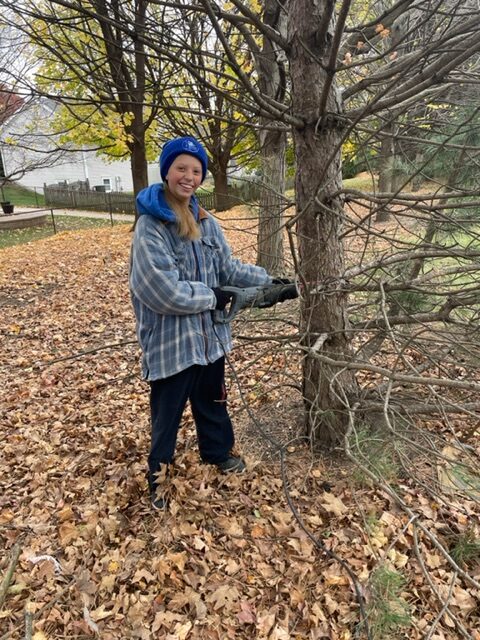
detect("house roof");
top-left (0, 89), bottom-right (24, 126)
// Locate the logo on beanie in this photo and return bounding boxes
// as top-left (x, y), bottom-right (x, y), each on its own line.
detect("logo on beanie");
top-left (183, 139), bottom-right (199, 153)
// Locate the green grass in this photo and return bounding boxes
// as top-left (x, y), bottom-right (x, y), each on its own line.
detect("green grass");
top-left (343, 173), bottom-right (376, 192)
top-left (349, 424), bottom-right (401, 487)
top-left (367, 565), bottom-right (411, 639)
top-left (0, 216), bottom-right (124, 250)
top-left (1, 183), bottom-right (45, 208)
top-left (450, 529), bottom-right (480, 568)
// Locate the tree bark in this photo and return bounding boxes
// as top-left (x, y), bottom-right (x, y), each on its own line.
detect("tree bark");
top-left (256, 0), bottom-right (287, 273)
top-left (128, 104), bottom-right (149, 199)
top-left (257, 129), bottom-right (286, 273)
top-left (377, 122), bottom-right (395, 222)
top-left (212, 170), bottom-right (231, 211)
top-left (288, 0), bottom-right (357, 446)
top-left (130, 136), bottom-right (148, 197)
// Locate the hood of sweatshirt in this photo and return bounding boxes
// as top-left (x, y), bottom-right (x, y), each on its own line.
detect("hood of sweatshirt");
top-left (136, 183), bottom-right (200, 222)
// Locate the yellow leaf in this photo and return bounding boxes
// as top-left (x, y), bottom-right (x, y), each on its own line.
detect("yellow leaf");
top-left (108, 560), bottom-right (120, 573)
top-left (387, 549), bottom-right (409, 568)
top-left (370, 527), bottom-right (388, 549)
top-left (424, 552), bottom-right (443, 569)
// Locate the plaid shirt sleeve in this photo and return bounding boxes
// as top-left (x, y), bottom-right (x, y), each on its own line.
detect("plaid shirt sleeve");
top-left (130, 216), bottom-right (216, 316)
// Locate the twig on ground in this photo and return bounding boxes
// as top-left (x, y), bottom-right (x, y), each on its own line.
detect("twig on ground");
top-left (0, 540), bottom-right (23, 611)
top-left (24, 603), bottom-right (33, 640)
top-left (412, 526), bottom-right (470, 640)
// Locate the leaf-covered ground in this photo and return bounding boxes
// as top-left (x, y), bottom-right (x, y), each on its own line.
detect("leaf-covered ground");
top-left (1, 211), bottom-right (479, 639)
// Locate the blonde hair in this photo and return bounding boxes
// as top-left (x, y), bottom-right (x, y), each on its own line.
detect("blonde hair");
top-left (164, 187), bottom-right (201, 241)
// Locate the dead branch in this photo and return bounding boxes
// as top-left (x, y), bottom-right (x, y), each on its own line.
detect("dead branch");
top-left (304, 347), bottom-right (480, 393)
top-left (412, 528), bottom-right (470, 640)
top-left (345, 409), bottom-right (480, 591)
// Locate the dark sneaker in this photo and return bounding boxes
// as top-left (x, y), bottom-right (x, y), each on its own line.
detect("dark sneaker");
top-left (151, 493), bottom-right (167, 511)
top-left (149, 464), bottom-right (171, 511)
top-left (216, 456), bottom-right (246, 473)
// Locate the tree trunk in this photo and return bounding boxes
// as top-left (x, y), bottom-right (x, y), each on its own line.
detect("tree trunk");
top-left (288, 0), bottom-right (357, 446)
top-left (376, 122), bottom-right (395, 222)
top-left (411, 151), bottom-right (423, 191)
top-left (256, 0), bottom-right (287, 273)
top-left (129, 117), bottom-right (148, 222)
top-left (130, 135), bottom-right (149, 196)
top-left (257, 129), bottom-right (286, 273)
top-left (212, 170), bottom-right (231, 212)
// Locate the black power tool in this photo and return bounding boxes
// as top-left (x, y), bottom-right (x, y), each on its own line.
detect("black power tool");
top-left (213, 282), bottom-right (298, 323)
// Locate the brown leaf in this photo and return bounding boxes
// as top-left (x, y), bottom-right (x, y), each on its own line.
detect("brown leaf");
top-left (237, 600), bottom-right (257, 624)
top-left (206, 584), bottom-right (240, 611)
top-left (58, 521), bottom-right (78, 545)
top-left (320, 492), bottom-right (348, 518)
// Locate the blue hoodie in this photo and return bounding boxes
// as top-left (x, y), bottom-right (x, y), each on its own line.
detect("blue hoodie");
top-left (136, 183), bottom-right (200, 223)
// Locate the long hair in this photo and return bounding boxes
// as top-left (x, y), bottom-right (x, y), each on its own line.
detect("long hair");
top-left (164, 187), bottom-right (201, 241)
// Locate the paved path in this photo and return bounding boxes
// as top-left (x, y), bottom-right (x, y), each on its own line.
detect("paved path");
top-left (11, 206), bottom-right (135, 223)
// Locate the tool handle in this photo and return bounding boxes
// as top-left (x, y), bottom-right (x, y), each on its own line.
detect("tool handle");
top-left (213, 286), bottom-right (251, 324)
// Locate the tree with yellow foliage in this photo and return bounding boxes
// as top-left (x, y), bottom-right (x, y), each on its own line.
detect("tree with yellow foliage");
top-left (6, 0), bottom-right (164, 195)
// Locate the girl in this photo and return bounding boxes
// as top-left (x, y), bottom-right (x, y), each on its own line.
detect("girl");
top-left (130, 136), bottom-right (274, 509)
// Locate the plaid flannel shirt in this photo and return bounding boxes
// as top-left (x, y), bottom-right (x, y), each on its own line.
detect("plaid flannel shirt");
top-left (130, 209), bottom-right (271, 380)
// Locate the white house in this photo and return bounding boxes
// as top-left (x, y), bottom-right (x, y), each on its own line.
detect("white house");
top-left (0, 96), bottom-right (160, 193)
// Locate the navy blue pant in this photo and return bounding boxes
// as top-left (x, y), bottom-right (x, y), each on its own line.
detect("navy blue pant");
top-left (148, 357), bottom-right (234, 490)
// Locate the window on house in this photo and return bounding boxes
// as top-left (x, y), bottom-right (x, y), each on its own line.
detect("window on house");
top-left (102, 178), bottom-right (112, 192)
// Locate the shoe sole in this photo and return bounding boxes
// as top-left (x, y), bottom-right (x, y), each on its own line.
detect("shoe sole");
top-left (218, 464), bottom-right (246, 474)
top-left (151, 498), bottom-right (167, 511)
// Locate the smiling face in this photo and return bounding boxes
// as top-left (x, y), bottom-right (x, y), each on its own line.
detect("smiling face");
top-left (165, 154), bottom-right (203, 202)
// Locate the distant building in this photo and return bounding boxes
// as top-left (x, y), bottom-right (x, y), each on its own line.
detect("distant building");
top-left (0, 94), bottom-right (160, 192)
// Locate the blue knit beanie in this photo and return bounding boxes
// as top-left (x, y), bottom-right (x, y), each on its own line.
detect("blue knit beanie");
top-left (159, 136), bottom-right (208, 183)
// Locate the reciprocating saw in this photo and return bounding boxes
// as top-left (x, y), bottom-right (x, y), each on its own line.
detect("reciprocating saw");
top-left (213, 282), bottom-right (299, 323)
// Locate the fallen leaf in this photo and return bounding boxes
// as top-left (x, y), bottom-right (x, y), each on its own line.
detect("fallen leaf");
top-left (237, 600), bottom-right (256, 624)
top-left (320, 492), bottom-right (348, 517)
top-left (206, 584), bottom-right (240, 610)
